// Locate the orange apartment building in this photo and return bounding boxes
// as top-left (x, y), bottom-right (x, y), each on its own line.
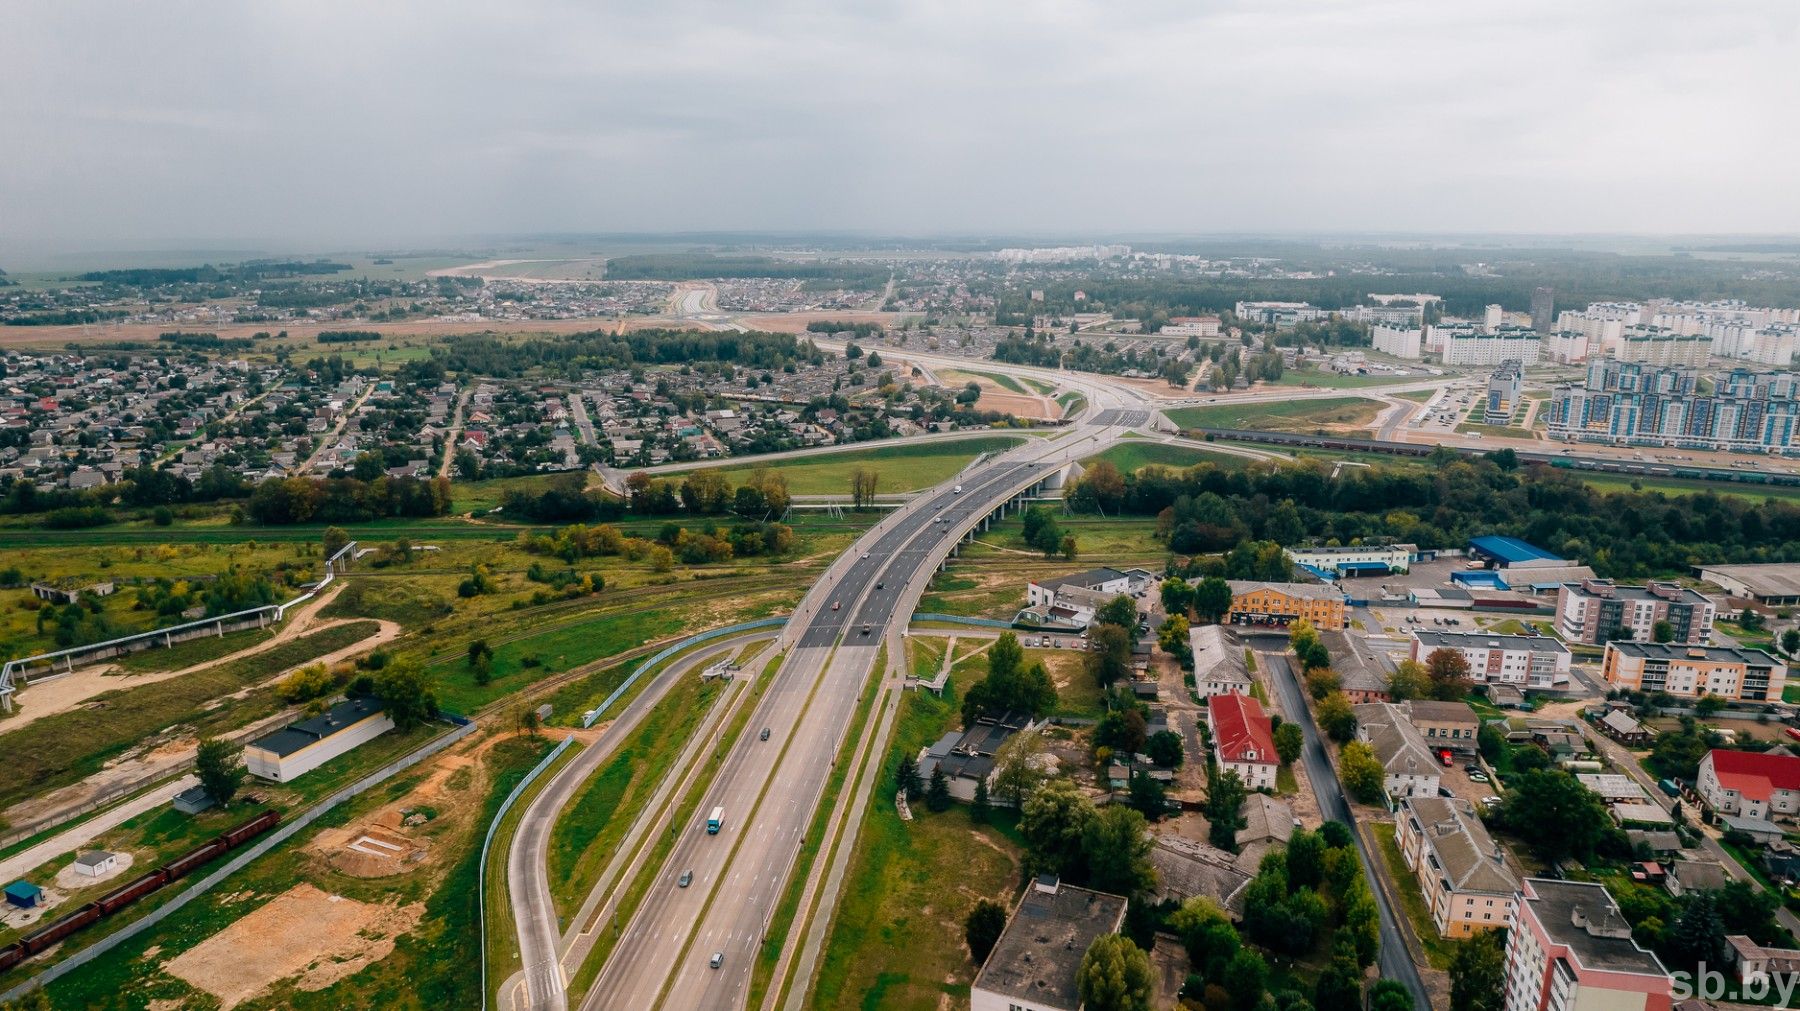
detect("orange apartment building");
top-left (1225, 580), bottom-right (1348, 631)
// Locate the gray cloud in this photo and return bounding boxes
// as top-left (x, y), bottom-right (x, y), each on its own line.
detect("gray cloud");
top-left (3, 0), bottom-right (1797, 257)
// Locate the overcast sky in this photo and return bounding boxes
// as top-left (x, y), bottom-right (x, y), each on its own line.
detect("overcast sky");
top-left (5, 0), bottom-right (1799, 258)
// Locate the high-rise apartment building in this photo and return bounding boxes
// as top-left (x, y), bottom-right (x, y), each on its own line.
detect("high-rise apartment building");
top-left (1545, 360), bottom-right (1800, 455)
top-left (1531, 287), bottom-right (1555, 334)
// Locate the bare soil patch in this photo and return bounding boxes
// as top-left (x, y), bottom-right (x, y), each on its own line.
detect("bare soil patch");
top-left (163, 882), bottom-right (423, 1009)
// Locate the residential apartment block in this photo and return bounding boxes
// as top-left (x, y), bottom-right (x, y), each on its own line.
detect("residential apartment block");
top-left (1616, 327), bottom-right (1713, 368)
top-left (1545, 359), bottom-right (1800, 456)
top-left (1225, 580), bottom-right (1347, 631)
top-left (1600, 642), bottom-right (1787, 703)
top-left (1410, 630), bottom-right (1573, 688)
top-left (1441, 327), bottom-right (1542, 366)
top-left (1696, 749), bottom-right (1800, 821)
top-left (1371, 323), bottom-right (1423, 359)
top-left (1554, 579), bottom-right (1715, 645)
top-left (1396, 796), bottom-right (1518, 937)
top-left (1352, 703), bottom-right (1441, 799)
top-left (1208, 693), bottom-right (1278, 792)
top-left (1502, 879), bottom-right (1671, 1011)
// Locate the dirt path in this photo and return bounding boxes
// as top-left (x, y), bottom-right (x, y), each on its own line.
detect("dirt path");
top-left (6, 584), bottom-right (398, 733)
top-left (438, 386), bottom-right (473, 478)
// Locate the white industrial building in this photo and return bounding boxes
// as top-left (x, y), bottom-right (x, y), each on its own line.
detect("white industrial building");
top-left (244, 697), bottom-right (395, 782)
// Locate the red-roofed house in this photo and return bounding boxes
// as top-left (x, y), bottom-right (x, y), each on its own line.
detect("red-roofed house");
top-left (1207, 693), bottom-right (1277, 791)
top-left (1697, 749), bottom-right (1800, 821)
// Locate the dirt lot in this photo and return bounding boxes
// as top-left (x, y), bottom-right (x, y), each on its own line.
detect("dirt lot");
top-left (164, 882), bottom-right (423, 1008)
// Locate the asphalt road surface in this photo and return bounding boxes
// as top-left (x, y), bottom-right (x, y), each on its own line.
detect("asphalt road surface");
top-left (581, 455), bottom-right (1074, 1010)
top-left (1258, 646), bottom-right (1431, 1009)
top-left (506, 633), bottom-right (773, 1011)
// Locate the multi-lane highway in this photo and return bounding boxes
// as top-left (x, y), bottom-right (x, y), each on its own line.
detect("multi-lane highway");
top-left (580, 418), bottom-right (1132, 1010)
top-left (504, 355), bottom-right (1443, 1011)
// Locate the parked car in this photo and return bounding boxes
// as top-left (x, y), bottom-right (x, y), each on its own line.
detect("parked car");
top-left (1469, 771), bottom-right (1490, 783)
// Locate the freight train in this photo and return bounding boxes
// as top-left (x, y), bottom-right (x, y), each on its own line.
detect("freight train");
top-left (0, 809), bottom-right (279, 975)
top-left (1186, 428), bottom-right (1800, 488)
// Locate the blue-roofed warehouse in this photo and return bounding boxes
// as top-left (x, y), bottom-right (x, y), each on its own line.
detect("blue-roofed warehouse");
top-left (1467, 535), bottom-right (1567, 570)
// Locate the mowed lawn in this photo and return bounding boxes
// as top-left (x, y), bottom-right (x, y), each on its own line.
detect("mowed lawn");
top-left (1086, 440), bottom-right (1248, 474)
top-left (1164, 396), bottom-right (1382, 433)
top-left (666, 436), bottom-right (1026, 496)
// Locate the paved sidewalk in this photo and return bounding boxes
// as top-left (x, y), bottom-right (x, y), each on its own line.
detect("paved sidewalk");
top-left (0, 774), bottom-right (197, 885)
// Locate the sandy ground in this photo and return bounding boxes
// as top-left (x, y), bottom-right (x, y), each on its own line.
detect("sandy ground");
top-left (6, 583), bottom-right (398, 733)
top-left (164, 882), bottom-right (423, 1009)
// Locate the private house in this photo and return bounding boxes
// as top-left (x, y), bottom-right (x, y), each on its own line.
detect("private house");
top-left (1665, 860), bottom-right (1730, 897)
top-left (244, 697), bottom-right (394, 783)
top-left (970, 877), bottom-right (1129, 1011)
top-left (1598, 709), bottom-right (1651, 745)
top-left (1727, 935), bottom-right (1800, 988)
top-left (1224, 580), bottom-right (1348, 631)
top-left (1190, 624), bottom-right (1252, 698)
top-left (1207, 693), bottom-right (1278, 791)
top-left (1697, 749), bottom-right (1800, 821)
top-left (1396, 796), bottom-right (1519, 937)
top-left (1353, 703), bottom-right (1442, 799)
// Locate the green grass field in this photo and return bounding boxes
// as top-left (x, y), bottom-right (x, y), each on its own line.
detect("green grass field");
top-left (940, 367), bottom-right (1027, 394)
top-left (1577, 472), bottom-right (1800, 504)
top-left (664, 436), bottom-right (1025, 496)
top-left (1020, 377), bottom-right (1056, 395)
top-left (802, 671), bottom-right (1024, 1011)
top-left (1274, 370), bottom-right (1421, 389)
top-left (1086, 440), bottom-right (1248, 474)
top-left (1165, 397), bottom-right (1382, 433)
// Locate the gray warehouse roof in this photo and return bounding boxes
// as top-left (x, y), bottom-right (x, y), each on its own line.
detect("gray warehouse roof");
top-left (974, 881), bottom-right (1127, 1008)
top-left (250, 697), bottom-right (388, 758)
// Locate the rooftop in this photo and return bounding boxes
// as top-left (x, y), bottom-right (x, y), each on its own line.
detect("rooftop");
top-left (1413, 629), bottom-right (1570, 655)
top-left (1520, 878), bottom-right (1668, 977)
top-left (1699, 563), bottom-right (1800, 598)
top-left (249, 696), bottom-right (388, 758)
top-left (1608, 641), bottom-right (1783, 667)
top-left (1189, 624), bottom-right (1250, 686)
top-left (1469, 535), bottom-right (1565, 566)
top-left (1401, 797), bottom-right (1517, 896)
top-left (974, 881), bottom-right (1128, 1008)
top-left (1209, 693), bottom-right (1276, 766)
top-left (1225, 579), bottom-right (1346, 602)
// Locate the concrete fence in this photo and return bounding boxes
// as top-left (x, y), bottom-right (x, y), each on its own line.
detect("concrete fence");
top-left (909, 612), bottom-right (1015, 630)
top-left (1, 715), bottom-right (473, 1003)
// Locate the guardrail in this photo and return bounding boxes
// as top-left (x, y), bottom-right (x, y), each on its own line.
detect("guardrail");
top-left (581, 617), bottom-right (789, 728)
top-left (479, 733), bottom-right (576, 1011)
top-left (0, 540), bottom-right (359, 710)
top-left (1, 715), bottom-right (472, 1004)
